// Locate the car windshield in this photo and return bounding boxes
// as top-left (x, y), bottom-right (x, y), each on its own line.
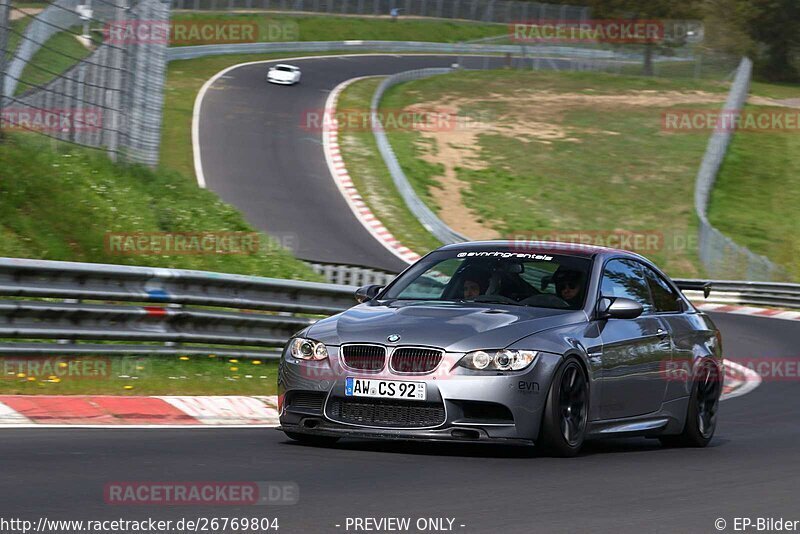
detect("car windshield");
top-left (274, 66), bottom-right (294, 72)
top-left (382, 250), bottom-right (593, 310)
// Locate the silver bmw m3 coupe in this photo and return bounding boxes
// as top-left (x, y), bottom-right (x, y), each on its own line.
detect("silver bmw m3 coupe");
top-left (278, 241), bottom-right (723, 456)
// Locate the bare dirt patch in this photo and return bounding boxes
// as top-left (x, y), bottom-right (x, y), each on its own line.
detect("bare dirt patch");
top-left (403, 89), bottom-right (727, 239)
top-left (10, 8), bottom-right (42, 20)
top-left (748, 96), bottom-right (800, 108)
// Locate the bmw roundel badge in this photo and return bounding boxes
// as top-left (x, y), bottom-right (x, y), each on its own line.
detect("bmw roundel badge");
top-left (387, 334), bottom-right (401, 343)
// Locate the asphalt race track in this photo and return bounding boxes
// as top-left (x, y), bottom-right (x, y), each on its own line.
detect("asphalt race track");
top-left (1, 312), bottom-right (797, 533)
top-left (197, 54), bottom-right (525, 272)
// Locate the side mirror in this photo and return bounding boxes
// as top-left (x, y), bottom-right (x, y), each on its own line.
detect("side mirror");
top-left (597, 296), bottom-right (643, 320)
top-left (355, 284), bottom-right (383, 303)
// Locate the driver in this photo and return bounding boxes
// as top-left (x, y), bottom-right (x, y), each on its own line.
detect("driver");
top-left (553, 269), bottom-right (584, 308)
top-left (463, 278), bottom-right (484, 299)
top-left (458, 264), bottom-right (489, 300)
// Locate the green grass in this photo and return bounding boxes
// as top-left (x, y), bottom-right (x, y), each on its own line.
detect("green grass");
top-left (0, 133), bottom-right (322, 280)
top-left (335, 77), bottom-right (442, 257)
top-left (12, 2), bottom-right (49, 9)
top-left (169, 13), bottom-right (505, 46)
top-left (0, 354), bottom-right (279, 395)
top-left (380, 69), bottom-right (732, 277)
top-left (749, 81), bottom-right (800, 100)
top-left (707, 93), bottom-right (800, 281)
top-left (15, 26), bottom-right (96, 96)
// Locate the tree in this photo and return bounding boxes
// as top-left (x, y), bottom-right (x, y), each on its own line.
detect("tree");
top-left (538, 0), bottom-right (704, 75)
top-left (739, 0), bottom-right (800, 81)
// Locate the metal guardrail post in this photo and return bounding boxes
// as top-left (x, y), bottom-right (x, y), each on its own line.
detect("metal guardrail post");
top-left (0, 258), bottom-right (362, 357)
top-left (692, 57), bottom-right (787, 281)
top-left (0, 0), bottom-right (8, 135)
top-left (106, 0), bottom-right (126, 161)
top-left (0, 258), bottom-right (796, 357)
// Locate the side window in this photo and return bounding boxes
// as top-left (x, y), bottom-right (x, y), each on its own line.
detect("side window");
top-left (642, 265), bottom-right (681, 313)
top-left (600, 259), bottom-right (654, 314)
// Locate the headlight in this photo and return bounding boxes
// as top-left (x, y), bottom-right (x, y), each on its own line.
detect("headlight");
top-left (289, 337), bottom-right (329, 361)
top-left (458, 350), bottom-right (537, 371)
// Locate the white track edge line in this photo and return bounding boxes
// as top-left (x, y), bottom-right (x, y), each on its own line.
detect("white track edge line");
top-left (321, 76), bottom-right (418, 265)
top-left (721, 359), bottom-right (763, 401)
top-left (192, 53), bottom-right (491, 190)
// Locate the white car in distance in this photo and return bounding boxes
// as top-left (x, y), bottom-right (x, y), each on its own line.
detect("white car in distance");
top-left (267, 64), bottom-right (301, 85)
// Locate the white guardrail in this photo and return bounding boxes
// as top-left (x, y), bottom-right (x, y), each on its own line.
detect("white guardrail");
top-left (371, 67), bottom-right (467, 244)
top-left (0, 258), bottom-right (798, 359)
top-left (166, 40), bottom-right (650, 62)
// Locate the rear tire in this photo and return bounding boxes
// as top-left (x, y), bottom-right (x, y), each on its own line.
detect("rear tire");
top-left (284, 431), bottom-right (340, 447)
top-left (537, 357), bottom-right (589, 457)
top-left (659, 359), bottom-right (721, 448)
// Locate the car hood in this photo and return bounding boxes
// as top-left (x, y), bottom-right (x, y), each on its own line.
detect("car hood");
top-left (306, 301), bottom-right (586, 352)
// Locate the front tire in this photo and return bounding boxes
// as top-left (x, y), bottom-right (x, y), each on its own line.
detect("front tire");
top-left (660, 359), bottom-right (721, 448)
top-left (538, 357), bottom-right (589, 457)
top-left (284, 431), bottom-right (340, 447)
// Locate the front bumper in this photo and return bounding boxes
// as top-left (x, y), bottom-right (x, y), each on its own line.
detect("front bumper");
top-left (278, 349), bottom-right (563, 443)
top-left (277, 422), bottom-right (534, 446)
top-left (267, 76), bottom-right (296, 85)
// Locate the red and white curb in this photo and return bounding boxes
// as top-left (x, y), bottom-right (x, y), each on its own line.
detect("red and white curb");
top-left (322, 77), bottom-right (420, 265)
top-left (0, 358), bottom-right (759, 427)
top-left (695, 302), bottom-right (800, 322)
top-left (0, 395), bottom-right (279, 428)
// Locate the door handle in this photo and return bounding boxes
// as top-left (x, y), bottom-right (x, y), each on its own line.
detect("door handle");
top-left (657, 328), bottom-right (669, 339)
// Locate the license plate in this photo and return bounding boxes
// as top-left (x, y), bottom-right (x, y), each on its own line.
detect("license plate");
top-left (345, 377), bottom-right (426, 401)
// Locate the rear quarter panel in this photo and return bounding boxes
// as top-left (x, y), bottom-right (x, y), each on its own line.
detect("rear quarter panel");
top-left (662, 312), bottom-right (722, 401)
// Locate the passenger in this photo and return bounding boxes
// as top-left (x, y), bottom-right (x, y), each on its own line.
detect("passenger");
top-left (553, 270), bottom-right (584, 308)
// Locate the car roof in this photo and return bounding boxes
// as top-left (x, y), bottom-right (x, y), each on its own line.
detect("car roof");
top-left (436, 240), bottom-right (651, 262)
